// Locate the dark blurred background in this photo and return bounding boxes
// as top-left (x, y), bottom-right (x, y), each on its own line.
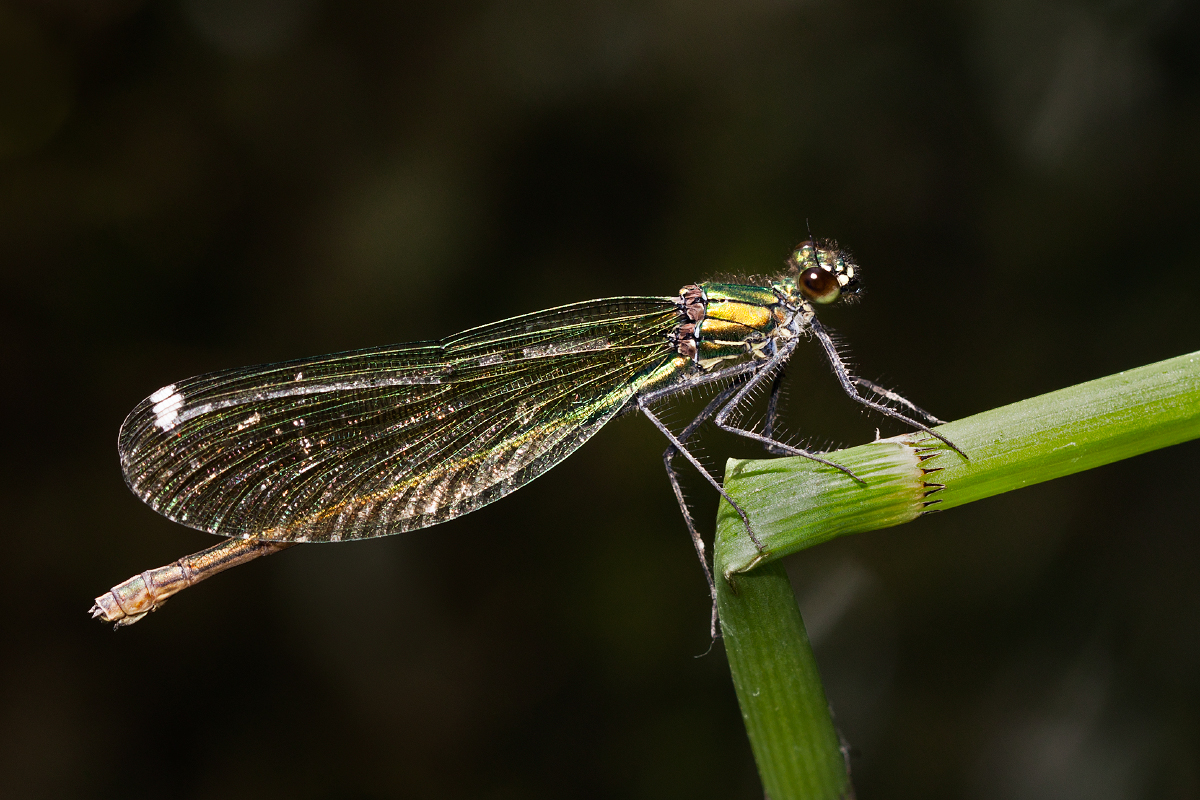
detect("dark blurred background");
top-left (2, 1), bottom-right (1198, 798)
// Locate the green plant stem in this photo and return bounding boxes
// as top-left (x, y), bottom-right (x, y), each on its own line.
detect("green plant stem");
top-left (715, 349), bottom-right (1200, 799)
top-left (716, 554), bottom-right (849, 800)
top-left (718, 349), bottom-right (1200, 575)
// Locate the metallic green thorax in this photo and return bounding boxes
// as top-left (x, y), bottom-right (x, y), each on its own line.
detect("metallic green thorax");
top-left (653, 241), bottom-right (858, 385)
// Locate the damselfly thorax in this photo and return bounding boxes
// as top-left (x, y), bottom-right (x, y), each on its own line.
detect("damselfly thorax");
top-left (92, 240), bottom-right (961, 630)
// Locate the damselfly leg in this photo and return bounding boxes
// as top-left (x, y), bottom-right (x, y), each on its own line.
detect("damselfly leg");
top-left (762, 369), bottom-right (787, 452)
top-left (809, 318), bottom-right (967, 459)
top-left (853, 377), bottom-right (945, 426)
top-left (659, 380), bottom-right (744, 636)
top-left (710, 337), bottom-right (867, 483)
top-left (639, 397), bottom-right (758, 543)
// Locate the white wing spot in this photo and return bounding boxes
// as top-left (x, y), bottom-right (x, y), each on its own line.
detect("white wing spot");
top-left (149, 384), bottom-right (177, 403)
top-left (152, 389), bottom-right (185, 431)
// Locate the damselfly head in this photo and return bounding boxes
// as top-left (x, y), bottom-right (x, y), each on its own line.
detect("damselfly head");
top-left (784, 239), bottom-right (860, 305)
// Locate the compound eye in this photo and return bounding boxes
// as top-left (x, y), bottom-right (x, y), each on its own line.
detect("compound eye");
top-left (799, 267), bottom-right (840, 303)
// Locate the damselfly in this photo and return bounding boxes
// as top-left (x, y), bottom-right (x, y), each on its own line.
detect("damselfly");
top-left (92, 239), bottom-right (963, 629)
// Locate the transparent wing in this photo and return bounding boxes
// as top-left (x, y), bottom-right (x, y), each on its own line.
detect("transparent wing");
top-left (119, 297), bottom-right (682, 542)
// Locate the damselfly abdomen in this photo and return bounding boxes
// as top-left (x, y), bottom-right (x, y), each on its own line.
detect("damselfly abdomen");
top-left (92, 240), bottom-right (962, 628)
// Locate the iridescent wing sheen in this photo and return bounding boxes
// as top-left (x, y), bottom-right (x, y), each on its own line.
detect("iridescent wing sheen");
top-left (119, 297), bottom-right (683, 542)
